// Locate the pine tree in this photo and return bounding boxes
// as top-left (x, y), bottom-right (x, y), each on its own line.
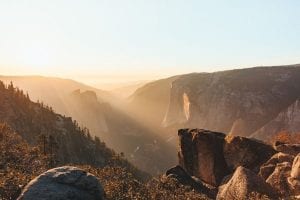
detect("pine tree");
top-left (48, 135), bottom-right (59, 167)
top-left (37, 134), bottom-right (47, 155)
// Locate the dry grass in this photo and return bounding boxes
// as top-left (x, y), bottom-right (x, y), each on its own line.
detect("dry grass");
top-left (0, 123), bottom-right (211, 200)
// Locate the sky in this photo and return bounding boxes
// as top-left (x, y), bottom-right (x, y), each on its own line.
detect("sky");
top-left (0, 0), bottom-right (300, 86)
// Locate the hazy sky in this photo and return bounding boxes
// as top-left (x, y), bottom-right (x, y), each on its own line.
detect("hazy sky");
top-left (0, 0), bottom-right (300, 85)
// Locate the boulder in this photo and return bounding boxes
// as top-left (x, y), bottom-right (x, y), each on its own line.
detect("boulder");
top-left (291, 154), bottom-right (300, 179)
top-left (17, 166), bottom-right (105, 200)
top-left (260, 164), bottom-right (277, 181)
top-left (217, 166), bottom-right (277, 200)
top-left (288, 154), bottom-right (300, 195)
top-left (259, 153), bottom-right (295, 180)
top-left (176, 128), bottom-right (300, 198)
top-left (224, 135), bottom-right (276, 172)
top-left (260, 153), bottom-right (300, 196)
top-left (178, 129), bottom-right (196, 175)
top-left (288, 178), bottom-right (300, 196)
top-left (165, 165), bottom-right (215, 197)
top-left (266, 162), bottom-right (292, 196)
top-left (265, 152), bottom-right (295, 165)
top-left (275, 144), bottom-right (300, 156)
top-left (166, 165), bottom-right (196, 185)
top-left (178, 129), bottom-right (229, 186)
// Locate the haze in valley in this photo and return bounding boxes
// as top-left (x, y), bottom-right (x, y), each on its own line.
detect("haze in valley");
top-left (1, 1), bottom-right (300, 199)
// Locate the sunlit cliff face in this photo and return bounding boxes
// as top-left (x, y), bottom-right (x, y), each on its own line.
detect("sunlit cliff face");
top-left (183, 93), bottom-right (190, 121)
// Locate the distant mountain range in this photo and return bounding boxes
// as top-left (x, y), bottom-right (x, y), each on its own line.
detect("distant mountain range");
top-left (2, 64), bottom-right (300, 174)
top-left (129, 64), bottom-right (300, 142)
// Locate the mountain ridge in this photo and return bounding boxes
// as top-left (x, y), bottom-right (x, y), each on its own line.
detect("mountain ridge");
top-left (0, 80), bottom-right (148, 180)
top-left (130, 64), bottom-right (300, 141)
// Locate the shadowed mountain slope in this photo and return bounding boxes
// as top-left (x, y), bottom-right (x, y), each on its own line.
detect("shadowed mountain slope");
top-left (0, 80), bottom-right (148, 180)
top-left (0, 76), bottom-right (176, 174)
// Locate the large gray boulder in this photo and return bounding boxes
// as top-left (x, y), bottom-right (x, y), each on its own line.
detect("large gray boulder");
top-left (17, 166), bottom-right (105, 200)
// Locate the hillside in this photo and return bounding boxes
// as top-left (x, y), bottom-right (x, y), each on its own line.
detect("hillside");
top-left (0, 80), bottom-right (147, 180)
top-left (130, 65), bottom-right (300, 140)
top-left (0, 123), bottom-right (209, 200)
top-left (252, 98), bottom-right (300, 140)
top-left (164, 65), bottom-right (300, 137)
top-left (0, 80), bottom-right (206, 199)
top-left (0, 76), bottom-right (176, 174)
top-left (128, 75), bottom-right (180, 127)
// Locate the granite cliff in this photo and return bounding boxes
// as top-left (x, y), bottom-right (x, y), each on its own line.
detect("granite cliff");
top-left (162, 65), bottom-right (300, 139)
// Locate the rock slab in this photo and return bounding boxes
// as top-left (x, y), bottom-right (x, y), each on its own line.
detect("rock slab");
top-left (178, 129), bottom-right (229, 186)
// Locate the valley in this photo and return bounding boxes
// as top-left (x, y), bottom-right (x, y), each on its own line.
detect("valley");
top-left (1, 65), bottom-right (300, 199)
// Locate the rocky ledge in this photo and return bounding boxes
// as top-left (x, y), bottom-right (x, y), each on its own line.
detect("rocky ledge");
top-left (166, 129), bottom-right (300, 199)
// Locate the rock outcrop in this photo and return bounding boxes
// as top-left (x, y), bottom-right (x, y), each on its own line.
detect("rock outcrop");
top-left (17, 166), bottom-right (105, 200)
top-left (173, 128), bottom-right (300, 199)
top-left (266, 162), bottom-right (292, 196)
top-left (274, 143), bottom-right (300, 156)
top-left (178, 129), bottom-right (229, 186)
top-left (259, 153), bottom-right (294, 180)
top-left (259, 152), bottom-right (300, 197)
top-left (178, 129), bottom-right (275, 185)
top-left (224, 135), bottom-right (276, 172)
top-left (217, 166), bottom-right (277, 200)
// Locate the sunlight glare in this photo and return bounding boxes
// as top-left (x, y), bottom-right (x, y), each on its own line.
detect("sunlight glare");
top-left (17, 44), bottom-right (53, 71)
